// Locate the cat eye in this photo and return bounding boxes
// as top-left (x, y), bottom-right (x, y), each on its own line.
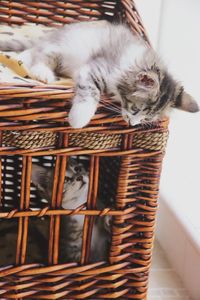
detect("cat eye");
top-left (65, 176), bottom-right (71, 183)
top-left (131, 107), bottom-right (140, 115)
top-left (74, 166), bottom-right (82, 173)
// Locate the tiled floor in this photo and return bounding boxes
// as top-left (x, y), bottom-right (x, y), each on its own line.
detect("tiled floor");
top-left (148, 240), bottom-right (191, 300)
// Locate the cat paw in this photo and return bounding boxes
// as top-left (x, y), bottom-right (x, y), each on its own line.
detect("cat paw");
top-left (68, 100), bottom-right (96, 128)
top-left (29, 64), bottom-right (56, 83)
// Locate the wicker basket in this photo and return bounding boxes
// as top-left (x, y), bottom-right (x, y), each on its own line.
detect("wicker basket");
top-left (0, 1), bottom-right (169, 299)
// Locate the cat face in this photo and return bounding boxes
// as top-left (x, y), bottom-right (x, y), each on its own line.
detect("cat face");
top-left (117, 52), bottom-right (199, 126)
top-left (62, 159), bottom-right (89, 208)
top-left (31, 158), bottom-right (89, 207)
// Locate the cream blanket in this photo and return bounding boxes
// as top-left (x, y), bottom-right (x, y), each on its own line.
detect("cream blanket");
top-left (0, 24), bottom-right (73, 86)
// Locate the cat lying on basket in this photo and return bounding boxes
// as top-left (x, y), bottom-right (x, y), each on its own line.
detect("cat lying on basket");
top-left (0, 20), bottom-right (198, 128)
top-left (31, 158), bottom-right (111, 262)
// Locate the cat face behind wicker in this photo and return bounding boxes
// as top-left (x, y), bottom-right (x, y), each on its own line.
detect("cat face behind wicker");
top-left (31, 158), bottom-right (111, 262)
top-left (1, 21), bottom-right (198, 127)
top-left (32, 158), bottom-right (89, 207)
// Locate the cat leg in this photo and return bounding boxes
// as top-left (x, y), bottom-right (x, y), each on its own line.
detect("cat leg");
top-left (69, 64), bottom-right (105, 128)
top-left (18, 48), bottom-right (56, 83)
top-left (69, 93), bottom-right (99, 128)
top-left (29, 63), bottom-right (56, 83)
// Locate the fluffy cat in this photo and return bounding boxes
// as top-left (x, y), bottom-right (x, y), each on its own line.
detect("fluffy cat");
top-left (0, 21), bottom-right (198, 128)
top-left (32, 158), bottom-right (111, 262)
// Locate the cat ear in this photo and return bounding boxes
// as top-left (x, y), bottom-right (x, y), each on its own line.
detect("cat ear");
top-left (103, 215), bottom-right (112, 233)
top-left (31, 164), bottom-right (51, 192)
top-left (136, 71), bottom-right (158, 90)
top-left (175, 90), bottom-right (199, 113)
top-left (67, 157), bottom-right (77, 167)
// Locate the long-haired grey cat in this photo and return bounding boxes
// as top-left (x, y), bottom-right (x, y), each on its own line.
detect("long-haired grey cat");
top-left (32, 158), bottom-right (111, 262)
top-left (0, 21), bottom-right (198, 128)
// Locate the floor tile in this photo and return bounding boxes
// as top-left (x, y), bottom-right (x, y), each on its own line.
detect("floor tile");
top-left (160, 288), bottom-right (178, 296)
top-left (148, 240), bottom-right (191, 299)
top-left (160, 297), bottom-right (190, 300)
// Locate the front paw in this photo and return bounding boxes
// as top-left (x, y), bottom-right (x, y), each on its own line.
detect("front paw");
top-left (29, 64), bottom-right (56, 83)
top-left (68, 101), bottom-right (97, 128)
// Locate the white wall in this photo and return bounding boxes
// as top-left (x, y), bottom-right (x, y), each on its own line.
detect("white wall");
top-left (158, 0), bottom-right (200, 230)
top-left (136, 0), bottom-right (200, 240)
top-left (135, 0), bottom-right (162, 48)
top-left (157, 2), bottom-right (200, 299)
top-left (136, 1), bottom-right (200, 299)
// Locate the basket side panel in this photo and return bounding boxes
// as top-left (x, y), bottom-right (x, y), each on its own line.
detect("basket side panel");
top-left (0, 1), bottom-right (120, 25)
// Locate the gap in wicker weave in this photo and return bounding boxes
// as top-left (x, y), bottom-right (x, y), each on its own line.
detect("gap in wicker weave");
top-left (0, 218), bottom-right (18, 266)
top-left (1, 156), bottom-right (22, 211)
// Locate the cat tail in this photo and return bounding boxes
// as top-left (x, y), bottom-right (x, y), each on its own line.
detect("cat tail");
top-left (0, 38), bottom-right (34, 52)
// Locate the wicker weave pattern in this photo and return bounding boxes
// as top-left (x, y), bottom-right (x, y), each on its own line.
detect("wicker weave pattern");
top-left (0, 1), bottom-right (119, 25)
top-left (3, 130), bottom-right (57, 149)
top-left (0, 129), bottom-right (167, 299)
top-left (133, 131), bottom-right (169, 152)
top-left (68, 132), bottom-right (122, 150)
top-left (0, 0), bottom-right (149, 43)
top-left (2, 128), bottom-right (169, 151)
top-left (0, 1), bottom-right (167, 299)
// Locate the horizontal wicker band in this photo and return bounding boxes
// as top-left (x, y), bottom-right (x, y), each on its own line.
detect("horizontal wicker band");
top-left (2, 128), bottom-right (168, 151)
top-left (133, 131), bottom-right (169, 152)
top-left (2, 130), bottom-right (122, 150)
top-left (2, 130), bottom-right (57, 150)
top-left (68, 132), bottom-right (122, 150)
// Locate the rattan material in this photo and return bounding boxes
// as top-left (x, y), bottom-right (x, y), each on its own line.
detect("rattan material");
top-left (0, 1), bottom-right (168, 299)
top-left (133, 131), bottom-right (169, 152)
top-left (0, 0), bottom-right (150, 44)
top-left (2, 128), bottom-right (169, 151)
top-left (69, 132), bottom-right (122, 150)
top-left (3, 130), bottom-right (57, 149)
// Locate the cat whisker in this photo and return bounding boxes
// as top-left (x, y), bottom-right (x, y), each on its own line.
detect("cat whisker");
top-left (141, 120), bottom-right (153, 129)
top-left (101, 99), bottom-right (121, 110)
top-left (101, 103), bottom-right (121, 113)
top-left (102, 106), bottom-right (121, 115)
top-left (100, 101), bottom-right (121, 114)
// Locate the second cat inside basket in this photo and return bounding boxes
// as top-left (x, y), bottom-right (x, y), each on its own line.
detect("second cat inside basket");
top-left (31, 157), bottom-right (112, 263)
top-left (0, 157), bottom-right (113, 266)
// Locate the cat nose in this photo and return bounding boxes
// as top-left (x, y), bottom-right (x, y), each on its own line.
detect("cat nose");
top-left (76, 175), bottom-right (83, 181)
